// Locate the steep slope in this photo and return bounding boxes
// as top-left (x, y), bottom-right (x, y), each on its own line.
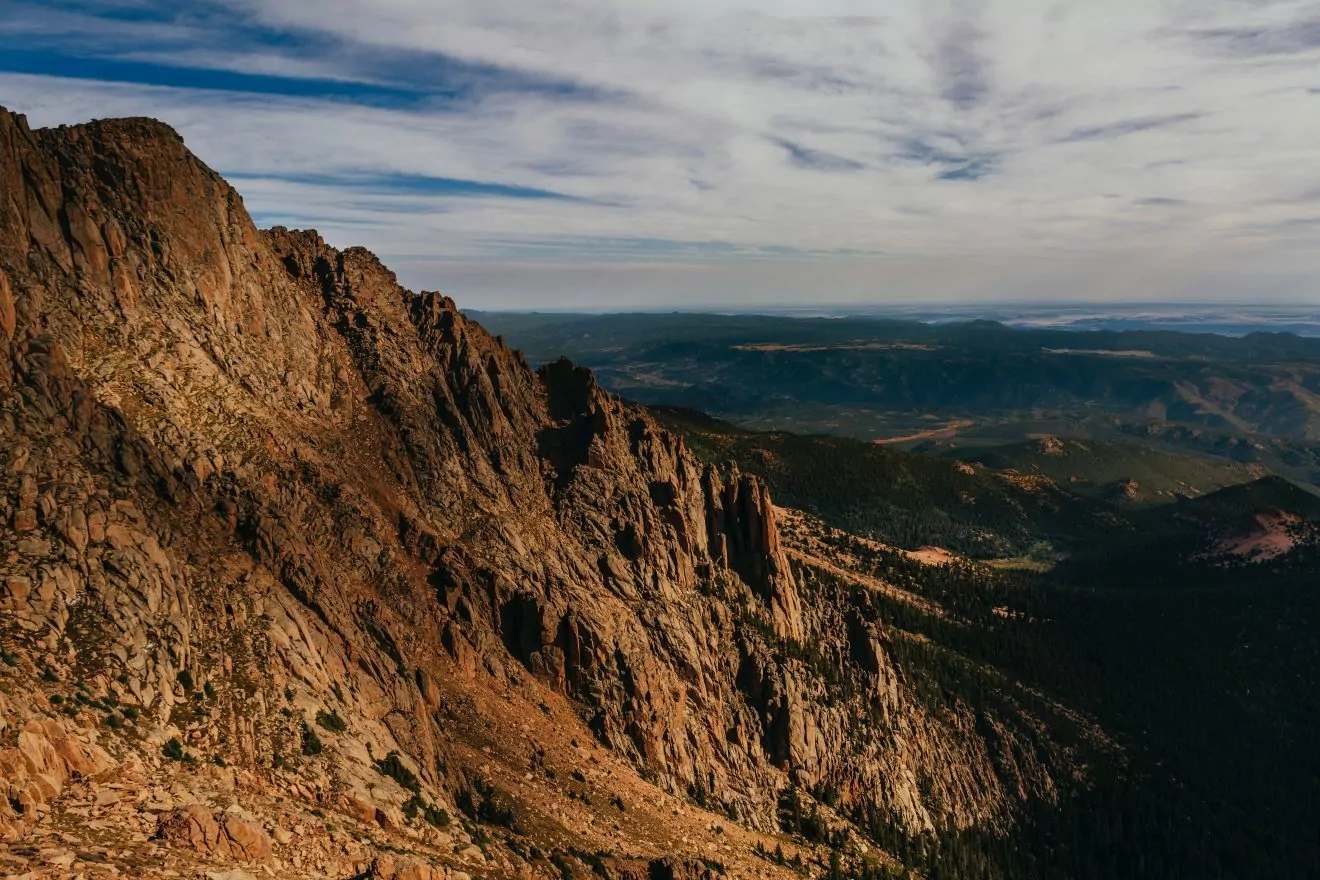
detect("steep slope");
top-left (650, 406), bottom-right (1120, 558)
top-left (1058, 475), bottom-right (1320, 585)
top-left (0, 110), bottom-right (1067, 879)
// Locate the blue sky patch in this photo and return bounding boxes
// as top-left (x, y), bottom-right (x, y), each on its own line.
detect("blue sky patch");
top-left (226, 171), bottom-right (588, 202)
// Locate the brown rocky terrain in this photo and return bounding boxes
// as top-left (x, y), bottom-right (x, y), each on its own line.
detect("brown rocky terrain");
top-left (0, 109), bottom-right (1081, 879)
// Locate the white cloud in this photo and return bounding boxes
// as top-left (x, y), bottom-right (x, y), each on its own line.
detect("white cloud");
top-left (2, 0), bottom-right (1319, 307)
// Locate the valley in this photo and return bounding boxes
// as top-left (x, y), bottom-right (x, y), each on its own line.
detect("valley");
top-left (472, 311), bottom-right (1320, 491)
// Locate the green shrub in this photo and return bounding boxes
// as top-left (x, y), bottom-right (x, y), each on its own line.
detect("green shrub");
top-left (457, 777), bottom-right (515, 828)
top-left (374, 751), bottom-right (421, 793)
top-left (163, 738), bottom-right (185, 761)
top-left (315, 709), bottom-right (348, 732)
top-left (301, 723), bottom-right (323, 756)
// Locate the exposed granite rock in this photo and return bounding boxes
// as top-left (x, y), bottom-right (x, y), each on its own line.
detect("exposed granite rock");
top-left (0, 717), bottom-right (114, 840)
top-left (0, 106), bottom-right (1071, 878)
top-left (156, 804), bottom-right (271, 863)
top-left (361, 853), bottom-right (451, 880)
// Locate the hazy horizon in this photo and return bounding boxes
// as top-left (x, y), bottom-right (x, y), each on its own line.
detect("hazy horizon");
top-left (4, 1), bottom-right (1320, 307)
top-left (467, 300), bottom-right (1320, 337)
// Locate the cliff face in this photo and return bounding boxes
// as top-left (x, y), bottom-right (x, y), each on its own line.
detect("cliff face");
top-left (0, 109), bottom-right (1062, 878)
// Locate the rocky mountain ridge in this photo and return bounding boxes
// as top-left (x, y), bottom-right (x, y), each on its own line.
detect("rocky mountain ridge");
top-left (0, 109), bottom-right (1069, 879)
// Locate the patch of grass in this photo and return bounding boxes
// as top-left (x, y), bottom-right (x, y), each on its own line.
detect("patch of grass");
top-left (162, 738), bottom-right (185, 761)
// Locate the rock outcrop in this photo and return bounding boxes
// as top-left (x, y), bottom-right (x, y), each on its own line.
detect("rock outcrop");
top-left (0, 715), bottom-right (114, 839)
top-left (0, 108), bottom-right (1068, 878)
top-left (156, 804), bottom-right (272, 863)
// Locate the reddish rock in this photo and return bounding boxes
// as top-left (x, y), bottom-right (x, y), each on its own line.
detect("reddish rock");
top-left (221, 814), bottom-right (272, 862)
top-left (368, 853), bottom-right (449, 880)
top-left (156, 805), bottom-right (271, 863)
top-left (0, 267), bottom-right (14, 341)
top-left (0, 101), bottom-right (1063, 863)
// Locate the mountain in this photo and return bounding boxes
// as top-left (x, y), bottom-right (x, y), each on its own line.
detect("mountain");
top-left (0, 110), bottom-right (1071, 879)
top-left (649, 406), bottom-right (1120, 559)
top-left (469, 310), bottom-right (1320, 489)
top-left (648, 408), bottom-right (1320, 877)
top-left (2, 109), bottom-right (1318, 880)
top-left (932, 436), bottom-right (1263, 507)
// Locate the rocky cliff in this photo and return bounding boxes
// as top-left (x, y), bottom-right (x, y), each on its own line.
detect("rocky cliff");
top-left (0, 109), bottom-right (1067, 879)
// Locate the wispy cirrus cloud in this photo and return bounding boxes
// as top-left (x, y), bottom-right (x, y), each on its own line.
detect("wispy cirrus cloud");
top-left (770, 138), bottom-right (865, 172)
top-left (931, 4), bottom-right (991, 110)
top-left (2, 0), bottom-right (1320, 307)
top-left (1061, 112), bottom-right (1205, 143)
top-left (1189, 19), bottom-right (1320, 57)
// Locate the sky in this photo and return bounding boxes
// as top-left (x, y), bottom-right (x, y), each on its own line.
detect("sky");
top-left (2, 0), bottom-right (1320, 309)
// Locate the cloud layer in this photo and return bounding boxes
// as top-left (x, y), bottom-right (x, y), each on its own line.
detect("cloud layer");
top-left (3, 0), bottom-right (1320, 307)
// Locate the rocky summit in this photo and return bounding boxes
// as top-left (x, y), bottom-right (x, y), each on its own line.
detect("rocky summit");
top-left (21, 107), bottom-right (1306, 880)
top-left (0, 105), bottom-right (1073, 880)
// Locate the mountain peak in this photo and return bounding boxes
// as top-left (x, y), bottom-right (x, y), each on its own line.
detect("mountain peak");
top-left (4, 111), bottom-right (915, 877)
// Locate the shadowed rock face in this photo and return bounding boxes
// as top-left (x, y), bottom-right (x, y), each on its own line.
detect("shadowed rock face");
top-left (0, 108), bottom-right (1062, 875)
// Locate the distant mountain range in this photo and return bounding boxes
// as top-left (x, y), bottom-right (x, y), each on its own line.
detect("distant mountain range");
top-left (475, 303), bottom-right (1320, 337)
top-left (472, 310), bottom-right (1320, 490)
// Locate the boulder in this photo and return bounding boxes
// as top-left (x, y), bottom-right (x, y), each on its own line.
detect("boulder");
top-left (367, 853), bottom-right (449, 880)
top-left (156, 804), bottom-right (271, 863)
